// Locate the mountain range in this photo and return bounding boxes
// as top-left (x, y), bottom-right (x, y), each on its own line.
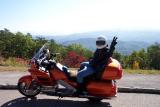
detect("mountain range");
top-left (40, 30), bottom-right (160, 43)
top-left (34, 30), bottom-right (160, 55)
top-left (62, 38), bottom-right (151, 55)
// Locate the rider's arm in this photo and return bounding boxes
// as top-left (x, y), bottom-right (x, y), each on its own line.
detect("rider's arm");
top-left (89, 50), bottom-right (99, 67)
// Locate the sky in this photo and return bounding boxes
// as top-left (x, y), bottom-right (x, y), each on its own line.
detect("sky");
top-left (0, 0), bottom-right (160, 35)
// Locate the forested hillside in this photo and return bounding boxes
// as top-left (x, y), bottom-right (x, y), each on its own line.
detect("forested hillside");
top-left (0, 28), bottom-right (92, 67)
top-left (0, 28), bottom-right (160, 69)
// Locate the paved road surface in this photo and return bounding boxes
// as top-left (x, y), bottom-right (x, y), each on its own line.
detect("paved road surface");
top-left (118, 74), bottom-right (160, 89)
top-left (0, 71), bottom-right (160, 89)
top-left (0, 90), bottom-right (160, 107)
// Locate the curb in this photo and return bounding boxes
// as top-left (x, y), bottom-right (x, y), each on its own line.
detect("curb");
top-left (118, 87), bottom-right (160, 94)
top-left (1, 84), bottom-right (160, 94)
top-left (0, 85), bottom-right (17, 90)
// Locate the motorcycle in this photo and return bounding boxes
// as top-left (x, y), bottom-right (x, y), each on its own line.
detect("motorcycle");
top-left (17, 43), bottom-right (122, 102)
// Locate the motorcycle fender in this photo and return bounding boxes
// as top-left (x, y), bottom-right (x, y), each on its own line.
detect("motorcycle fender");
top-left (18, 75), bottom-right (33, 86)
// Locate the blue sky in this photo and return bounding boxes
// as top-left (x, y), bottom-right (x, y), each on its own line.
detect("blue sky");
top-left (0, 0), bottom-right (160, 35)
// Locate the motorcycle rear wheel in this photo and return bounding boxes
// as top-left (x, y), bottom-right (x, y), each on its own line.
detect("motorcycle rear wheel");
top-left (18, 81), bottom-right (41, 98)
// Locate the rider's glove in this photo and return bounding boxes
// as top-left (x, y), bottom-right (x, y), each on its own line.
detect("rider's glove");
top-left (109, 36), bottom-right (118, 56)
top-left (37, 59), bottom-right (42, 65)
top-left (110, 36), bottom-right (118, 49)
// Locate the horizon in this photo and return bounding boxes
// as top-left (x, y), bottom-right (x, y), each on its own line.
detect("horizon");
top-left (1, 0), bottom-right (160, 35)
top-left (1, 28), bottom-right (160, 37)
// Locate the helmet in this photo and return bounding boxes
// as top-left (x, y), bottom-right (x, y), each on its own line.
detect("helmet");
top-left (96, 36), bottom-right (107, 49)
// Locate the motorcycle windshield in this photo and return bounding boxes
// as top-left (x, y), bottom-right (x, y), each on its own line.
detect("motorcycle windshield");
top-left (32, 43), bottom-right (50, 60)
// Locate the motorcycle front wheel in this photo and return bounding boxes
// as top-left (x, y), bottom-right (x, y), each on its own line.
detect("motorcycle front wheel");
top-left (17, 81), bottom-right (41, 98)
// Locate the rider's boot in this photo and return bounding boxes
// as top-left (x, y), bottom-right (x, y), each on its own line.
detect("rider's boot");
top-left (75, 83), bottom-right (87, 96)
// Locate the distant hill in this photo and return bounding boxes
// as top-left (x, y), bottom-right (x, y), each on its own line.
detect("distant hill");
top-left (62, 38), bottom-right (151, 55)
top-left (34, 30), bottom-right (160, 43)
top-left (33, 30), bottom-right (159, 55)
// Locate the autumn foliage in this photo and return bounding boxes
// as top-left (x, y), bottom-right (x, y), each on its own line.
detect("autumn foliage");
top-left (63, 51), bottom-right (86, 68)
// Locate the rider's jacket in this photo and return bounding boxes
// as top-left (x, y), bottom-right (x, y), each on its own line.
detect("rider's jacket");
top-left (89, 47), bottom-right (110, 72)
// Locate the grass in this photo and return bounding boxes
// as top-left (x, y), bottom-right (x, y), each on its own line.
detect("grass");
top-left (0, 65), bottom-right (159, 75)
top-left (0, 66), bottom-right (27, 72)
top-left (0, 57), bottom-right (28, 66)
top-left (124, 69), bottom-right (160, 74)
top-left (70, 68), bottom-right (160, 75)
top-left (0, 57), bottom-right (28, 72)
top-left (0, 57), bottom-right (159, 74)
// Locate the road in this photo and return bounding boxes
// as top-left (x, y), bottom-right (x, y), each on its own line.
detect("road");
top-left (0, 90), bottom-right (160, 107)
top-left (118, 74), bottom-right (160, 89)
top-left (1, 72), bottom-right (160, 89)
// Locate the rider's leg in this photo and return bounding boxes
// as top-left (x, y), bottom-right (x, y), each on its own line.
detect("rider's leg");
top-left (79, 62), bottom-right (89, 71)
top-left (76, 65), bottom-right (95, 94)
top-left (77, 65), bottom-right (95, 83)
top-left (81, 62), bottom-right (89, 66)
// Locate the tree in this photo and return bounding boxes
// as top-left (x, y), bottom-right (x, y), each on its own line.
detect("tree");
top-left (147, 43), bottom-right (160, 69)
top-left (0, 28), bottom-right (15, 57)
top-left (67, 44), bottom-right (92, 59)
top-left (132, 60), bottom-right (140, 69)
top-left (137, 49), bottom-right (148, 69)
top-left (0, 29), bottom-right (35, 58)
top-left (112, 51), bottom-right (126, 67)
top-left (113, 51), bottom-right (122, 62)
top-left (0, 28), bottom-right (93, 67)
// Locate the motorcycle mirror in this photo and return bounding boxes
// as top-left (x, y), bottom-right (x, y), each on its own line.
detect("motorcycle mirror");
top-left (51, 53), bottom-right (60, 58)
top-left (50, 53), bottom-right (55, 58)
top-left (55, 53), bottom-right (60, 55)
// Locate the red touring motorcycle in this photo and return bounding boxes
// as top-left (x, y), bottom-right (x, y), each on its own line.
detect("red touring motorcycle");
top-left (18, 43), bottom-right (122, 102)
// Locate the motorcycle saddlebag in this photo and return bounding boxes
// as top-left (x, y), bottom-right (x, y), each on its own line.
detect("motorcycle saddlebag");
top-left (87, 80), bottom-right (117, 97)
top-left (101, 58), bottom-right (123, 80)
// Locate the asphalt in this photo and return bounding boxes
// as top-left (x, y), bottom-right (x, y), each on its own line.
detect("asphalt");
top-left (0, 71), bottom-right (160, 94)
top-left (1, 90), bottom-right (160, 107)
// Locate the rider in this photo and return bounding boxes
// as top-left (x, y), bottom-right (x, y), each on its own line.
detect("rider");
top-left (37, 48), bottom-right (51, 67)
top-left (76, 36), bottom-right (111, 94)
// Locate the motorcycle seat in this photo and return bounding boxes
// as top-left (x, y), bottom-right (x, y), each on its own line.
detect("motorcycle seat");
top-left (62, 66), bottom-right (103, 82)
top-left (56, 63), bottom-right (78, 81)
top-left (62, 66), bottom-right (78, 81)
top-left (61, 65), bottom-right (103, 82)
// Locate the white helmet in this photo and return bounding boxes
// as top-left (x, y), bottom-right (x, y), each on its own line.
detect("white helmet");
top-left (96, 36), bottom-right (107, 49)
